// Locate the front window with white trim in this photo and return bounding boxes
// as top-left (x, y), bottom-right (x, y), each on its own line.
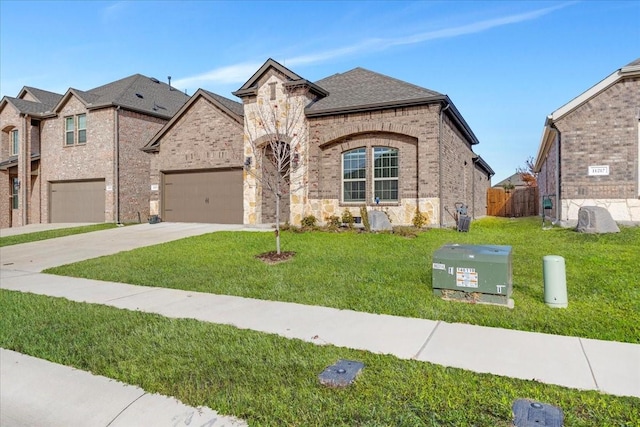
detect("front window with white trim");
top-left (10, 129), bottom-right (18, 156)
top-left (373, 147), bottom-right (398, 202)
top-left (342, 148), bottom-right (366, 202)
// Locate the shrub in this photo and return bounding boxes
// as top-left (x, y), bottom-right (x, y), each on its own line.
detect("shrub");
top-left (341, 209), bottom-right (354, 228)
top-left (412, 208), bottom-right (427, 229)
top-left (360, 205), bottom-right (371, 232)
top-left (301, 215), bottom-right (317, 228)
top-left (325, 215), bottom-right (341, 230)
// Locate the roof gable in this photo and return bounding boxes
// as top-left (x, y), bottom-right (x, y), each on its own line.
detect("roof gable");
top-left (53, 74), bottom-right (190, 119)
top-left (307, 67), bottom-right (443, 116)
top-left (143, 88), bottom-right (243, 152)
top-left (1, 96), bottom-right (56, 117)
top-left (19, 87), bottom-right (63, 110)
top-left (232, 58), bottom-right (328, 98)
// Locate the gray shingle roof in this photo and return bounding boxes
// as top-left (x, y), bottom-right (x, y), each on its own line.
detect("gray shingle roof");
top-left (202, 89), bottom-right (244, 117)
top-left (3, 97), bottom-right (54, 115)
top-left (77, 74), bottom-right (190, 118)
top-left (307, 68), bottom-right (443, 115)
top-left (625, 57), bottom-right (640, 67)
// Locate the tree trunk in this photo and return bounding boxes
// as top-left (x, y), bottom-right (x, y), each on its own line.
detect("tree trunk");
top-left (275, 185), bottom-right (281, 255)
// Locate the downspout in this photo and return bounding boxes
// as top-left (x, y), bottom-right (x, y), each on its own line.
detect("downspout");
top-left (115, 106), bottom-right (121, 225)
top-left (551, 123), bottom-right (561, 223)
top-left (22, 114), bottom-right (28, 225)
top-left (438, 101), bottom-right (450, 227)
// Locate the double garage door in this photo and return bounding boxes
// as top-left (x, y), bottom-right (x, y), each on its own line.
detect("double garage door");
top-left (50, 180), bottom-right (105, 223)
top-left (162, 169), bottom-right (243, 224)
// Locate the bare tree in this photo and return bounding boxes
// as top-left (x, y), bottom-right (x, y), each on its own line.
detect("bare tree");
top-left (516, 156), bottom-right (538, 187)
top-left (244, 85), bottom-right (308, 254)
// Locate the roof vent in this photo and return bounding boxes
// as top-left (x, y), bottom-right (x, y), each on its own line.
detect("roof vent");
top-left (135, 93), bottom-right (144, 99)
top-left (150, 77), bottom-right (160, 83)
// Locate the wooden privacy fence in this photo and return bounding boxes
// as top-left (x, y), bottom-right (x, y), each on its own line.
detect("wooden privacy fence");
top-left (487, 187), bottom-right (539, 217)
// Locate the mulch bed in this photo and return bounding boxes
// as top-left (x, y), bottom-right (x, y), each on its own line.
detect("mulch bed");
top-left (255, 251), bottom-right (296, 264)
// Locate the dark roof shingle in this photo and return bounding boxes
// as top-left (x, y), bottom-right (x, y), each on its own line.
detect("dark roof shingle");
top-left (307, 68), bottom-right (443, 115)
top-left (78, 74), bottom-right (190, 118)
top-left (202, 89), bottom-right (244, 117)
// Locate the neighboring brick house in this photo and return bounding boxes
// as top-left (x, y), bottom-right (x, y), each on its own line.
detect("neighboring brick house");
top-left (146, 59), bottom-right (494, 227)
top-left (534, 58), bottom-right (640, 225)
top-left (0, 74), bottom-right (189, 228)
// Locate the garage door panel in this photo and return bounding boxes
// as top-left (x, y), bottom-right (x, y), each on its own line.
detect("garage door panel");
top-left (50, 180), bottom-right (105, 223)
top-left (163, 169), bottom-right (242, 224)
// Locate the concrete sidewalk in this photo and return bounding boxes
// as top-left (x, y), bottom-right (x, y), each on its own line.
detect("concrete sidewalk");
top-left (2, 271), bottom-right (639, 399)
top-left (1, 348), bottom-right (246, 427)
top-left (1, 222), bottom-right (639, 426)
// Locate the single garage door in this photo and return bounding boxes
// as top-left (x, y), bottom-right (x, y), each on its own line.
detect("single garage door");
top-left (50, 180), bottom-right (105, 223)
top-left (162, 169), bottom-right (243, 223)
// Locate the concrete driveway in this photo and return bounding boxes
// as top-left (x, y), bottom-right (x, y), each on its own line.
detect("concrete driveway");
top-left (1, 222), bottom-right (265, 274)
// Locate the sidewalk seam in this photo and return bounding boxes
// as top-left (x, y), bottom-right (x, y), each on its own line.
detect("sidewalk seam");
top-left (578, 338), bottom-right (600, 392)
top-left (413, 320), bottom-right (441, 359)
top-left (105, 392), bottom-right (147, 427)
top-left (104, 287), bottom-right (163, 303)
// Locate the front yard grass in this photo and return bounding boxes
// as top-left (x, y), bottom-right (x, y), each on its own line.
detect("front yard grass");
top-left (46, 217), bottom-right (640, 343)
top-left (1, 290), bottom-right (638, 427)
top-left (0, 223), bottom-right (117, 247)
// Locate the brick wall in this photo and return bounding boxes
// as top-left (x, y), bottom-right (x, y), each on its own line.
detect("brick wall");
top-left (0, 104), bottom-right (22, 227)
top-left (117, 110), bottom-right (165, 222)
top-left (150, 95), bottom-right (244, 215)
top-left (556, 77), bottom-right (640, 200)
top-left (40, 98), bottom-right (115, 222)
top-left (439, 113), bottom-right (476, 226)
top-left (537, 136), bottom-right (559, 219)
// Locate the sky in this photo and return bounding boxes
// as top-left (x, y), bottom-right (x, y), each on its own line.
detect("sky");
top-left (1, 1), bottom-right (638, 182)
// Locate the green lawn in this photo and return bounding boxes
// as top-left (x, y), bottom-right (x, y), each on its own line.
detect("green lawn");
top-left (45, 217), bottom-right (639, 343)
top-left (0, 223), bottom-right (117, 247)
top-left (1, 290), bottom-right (638, 427)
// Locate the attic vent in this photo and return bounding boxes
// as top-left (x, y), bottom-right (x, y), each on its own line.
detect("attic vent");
top-left (150, 77), bottom-right (160, 83)
top-left (135, 93), bottom-right (144, 99)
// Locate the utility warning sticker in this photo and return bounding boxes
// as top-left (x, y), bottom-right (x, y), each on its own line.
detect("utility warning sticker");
top-left (432, 263), bottom-right (446, 270)
top-left (456, 267), bottom-right (478, 288)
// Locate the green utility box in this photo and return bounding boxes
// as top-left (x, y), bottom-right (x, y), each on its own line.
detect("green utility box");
top-left (432, 244), bottom-right (513, 307)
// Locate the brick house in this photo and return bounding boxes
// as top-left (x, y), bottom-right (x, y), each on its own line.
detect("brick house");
top-left (534, 58), bottom-right (640, 225)
top-left (146, 59), bottom-right (494, 227)
top-left (0, 74), bottom-right (189, 228)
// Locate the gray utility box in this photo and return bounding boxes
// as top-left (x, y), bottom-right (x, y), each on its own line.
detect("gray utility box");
top-left (432, 244), bottom-right (513, 307)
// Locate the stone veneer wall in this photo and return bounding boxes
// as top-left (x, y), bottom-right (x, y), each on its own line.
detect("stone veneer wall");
top-left (149, 95), bottom-right (244, 216)
top-left (242, 72), bottom-right (311, 225)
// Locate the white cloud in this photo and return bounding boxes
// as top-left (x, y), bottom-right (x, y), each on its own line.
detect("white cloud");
top-left (172, 2), bottom-right (572, 92)
top-left (171, 62), bottom-right (262, 92)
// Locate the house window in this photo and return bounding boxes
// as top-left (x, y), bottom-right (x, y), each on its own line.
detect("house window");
top-left (373, 147), bottom-right (398, 202)
top-left (65, 114), bottom-right (87, 145)
top-left (77, 114), bottom-right (87, 143)
top-left (10, 129), bottom-right (19, 156)
top-left (65, 117), bottom-right (75, 145)
top-left (11, 177), bottom-right (19, 209)
top-left (342, 148), bottom-right (366, 202)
